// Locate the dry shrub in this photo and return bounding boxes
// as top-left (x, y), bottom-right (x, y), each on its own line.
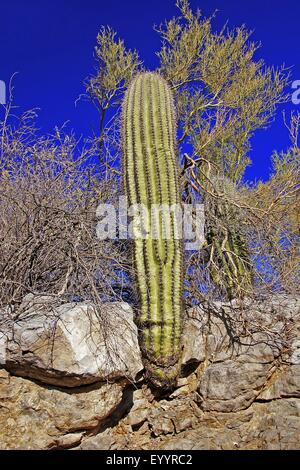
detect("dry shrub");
top-left (0, 107), bottom-right (132, 312)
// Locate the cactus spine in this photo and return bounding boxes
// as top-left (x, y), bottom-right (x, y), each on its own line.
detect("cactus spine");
top-left (122, 72), bottom-right (183, 388)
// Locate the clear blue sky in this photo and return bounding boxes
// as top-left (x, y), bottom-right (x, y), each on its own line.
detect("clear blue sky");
top-left (0, 0), bottom-right (299, 181)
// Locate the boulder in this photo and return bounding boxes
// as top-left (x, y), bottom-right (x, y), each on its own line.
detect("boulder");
top-left (258, 365), bottom-right (300, 400)
top-left (0, 368), bottom-right (123, 450)
top-left (198, 360), bottom-right (275, 412)
top-left (2, 295), bottom-right (143, 386)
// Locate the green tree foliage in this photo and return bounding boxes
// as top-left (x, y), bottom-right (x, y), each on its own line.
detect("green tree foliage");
top-left (86, 27), bottom-right (142, 169)
top-left (158, 1), bottom-right (287, 180)
top-left (155, 0), bottom-right (290, 299)
top-left (249, 113), bottom-right (300, 295)
top-left (85, 0), bottom-right (296, 300)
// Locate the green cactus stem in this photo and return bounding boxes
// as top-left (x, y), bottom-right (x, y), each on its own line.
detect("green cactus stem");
top-left (122, 72), bottom-right (183, 388)
top-left (204, 176), bottom-right (252, 299)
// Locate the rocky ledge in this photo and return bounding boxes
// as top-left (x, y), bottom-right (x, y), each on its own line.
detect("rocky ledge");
top-left (0, 294), bottom-right (299, 450)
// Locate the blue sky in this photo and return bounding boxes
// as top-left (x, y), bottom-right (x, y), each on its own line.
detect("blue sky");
top-left (0, 0), bottom-right (299, 181)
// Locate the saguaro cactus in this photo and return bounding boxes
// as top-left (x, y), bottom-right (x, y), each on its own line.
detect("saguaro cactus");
top-left (204, 176), bottom-right (252, 299)
top-left (122, 72), bottom-right (183, 388)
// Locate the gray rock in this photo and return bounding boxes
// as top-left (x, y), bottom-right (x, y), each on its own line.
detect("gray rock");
top-left (0, 306), bottom-right (14, 366)
top-left (290, 340), bottom-right (300, 365)
top-left (0, 370), bottom-right (123, 450)
top-left (186, 294), bottom-right (297, 365)
top-left (198, 360), bottom-right (274, 412)
top-left (3, 296), bottom-right (143, 387)
top-left (148, 411), bottom-right (175, 436)
top-left (182, 312), bottom-right (206, 365)
top-left (79, 430), bottom-right (116, 450)
top-left (258, 365), bottom-right (300, 400)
